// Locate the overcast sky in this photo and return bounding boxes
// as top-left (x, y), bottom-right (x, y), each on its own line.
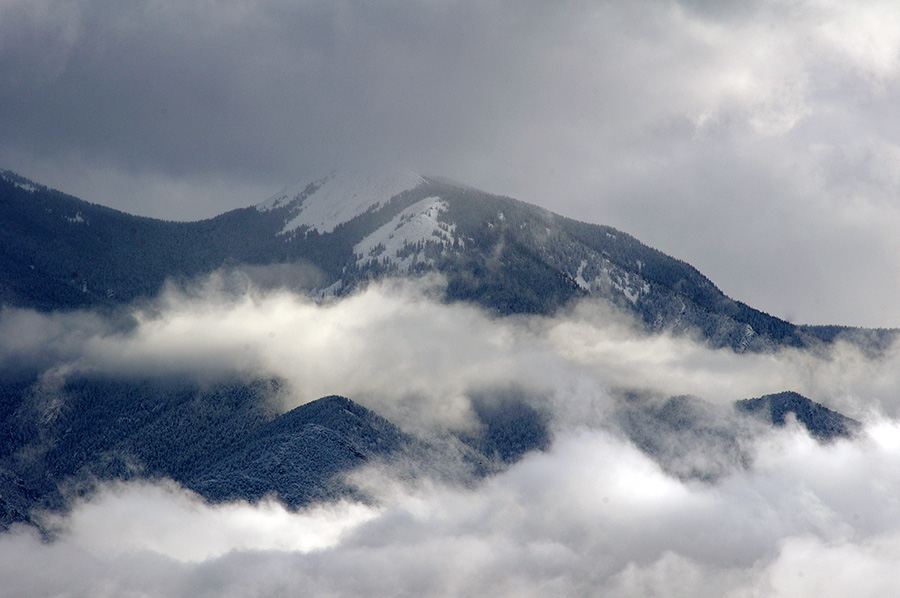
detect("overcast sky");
top-left (3, 0), bottom-right (900, 327)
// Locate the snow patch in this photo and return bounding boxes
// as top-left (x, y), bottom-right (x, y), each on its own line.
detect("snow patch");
top-left (622, 285), bottom-right (640, 305)
top-left (354, 197), bottom-right (456, 272)
top-left (258, 169), bottom-right (425, 234)
top-left (1, 172), bottom-right (37, 193)
top-left (574, 260), bottom-right (590, 290)
top-left (738, 324), bottom-right (756, 353)
top-left (66, 212), bottom-right (86, 224)
top-left (610, 270), bottom-right (647, 305)
top-left (575, 258), bottom-right (648, 305)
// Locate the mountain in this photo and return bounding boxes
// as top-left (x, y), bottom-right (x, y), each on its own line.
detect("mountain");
top-left (615, 391), bottom-right (862, 483)
top-left (0, 161), bottom-right (871, 529)
top-left (735, 391), bottom-right (861, 440)
top-left (1, 168), bottom-right (894, 351)
top-left (0, 362), bottom-right (854, 531)
top-left (0, 370), bottom-right (553, 532)
top-left (0, 366), bottom-right (856, 532)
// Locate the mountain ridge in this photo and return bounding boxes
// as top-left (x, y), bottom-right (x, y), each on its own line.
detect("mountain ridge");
top-left (0, 368), bottom-right (857, 532)
top-left (1, 168), bottom-right (894, 352)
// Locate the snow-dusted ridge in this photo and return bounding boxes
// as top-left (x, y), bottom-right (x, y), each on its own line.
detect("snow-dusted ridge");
top-left (354, 196), bottom-right (459, 272)
top-left (257, 169), bottom-right (426, 234)
top-left (1, 171), bottom-right (40, 193)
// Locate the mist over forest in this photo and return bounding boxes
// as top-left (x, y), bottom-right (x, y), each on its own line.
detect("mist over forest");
top-left (4, 274), bottom-right (900, 597)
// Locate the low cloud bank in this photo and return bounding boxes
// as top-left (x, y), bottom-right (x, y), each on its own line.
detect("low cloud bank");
top-left (4, 276), bottom-right (900, 595)
top-left (2, 275), bottom-right (899, 427)
top-left (5, 422), bottom-right (900, 596)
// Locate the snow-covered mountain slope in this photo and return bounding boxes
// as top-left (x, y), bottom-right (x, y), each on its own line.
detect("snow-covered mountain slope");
top-left (1, 168), bottom-right (894, 353)
top-left (257, 169), bottom-right (425, 234)
top-left (0, 171), bottom-right (40, 194)
top-left (254, 171), bottom-right (895, 352)
top-left (0, 373), bottom-right (550, 531)
top-left (354, 196), bottom-right (459, 272)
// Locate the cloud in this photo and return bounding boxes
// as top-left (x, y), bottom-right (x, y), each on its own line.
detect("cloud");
top-left (4, 275), bottom-right (900, 432)
top-left (40, 480), bottom-right (378, 563)
top-left (5, 277), bottom-right (900, 594)
top-left (7, 421), bottom-right (900, 596)
top-left (4, 0), bottom-right (900, 324)
top-left (0, 0), bottom-right (547, 217)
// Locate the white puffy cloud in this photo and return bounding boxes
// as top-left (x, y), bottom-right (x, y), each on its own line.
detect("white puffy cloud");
top-left (41, 480), bottom-right (378, 563)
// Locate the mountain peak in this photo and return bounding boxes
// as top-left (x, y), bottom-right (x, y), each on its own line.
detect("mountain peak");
top-left (256, 168), bottom-right (426, 234)
top-left (736, 391), bottom-right (861, 440)
top-left (2, 168), bottom-right (895, 353)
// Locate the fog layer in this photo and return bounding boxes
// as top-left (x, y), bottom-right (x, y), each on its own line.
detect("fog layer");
top-left (3, 277), bottom-right (900, 595)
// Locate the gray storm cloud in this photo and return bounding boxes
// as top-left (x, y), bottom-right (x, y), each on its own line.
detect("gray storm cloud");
top-left (4, 0), bottom-right (900, 325)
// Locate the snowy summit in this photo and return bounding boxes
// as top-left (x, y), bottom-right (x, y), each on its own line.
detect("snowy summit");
top-left (257, 169), bottom-right (425, 235)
